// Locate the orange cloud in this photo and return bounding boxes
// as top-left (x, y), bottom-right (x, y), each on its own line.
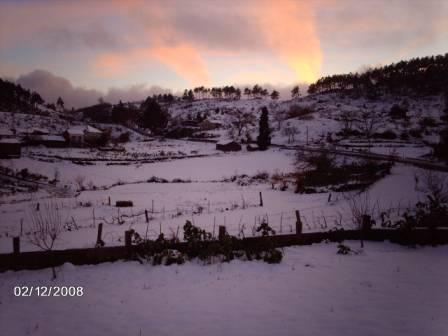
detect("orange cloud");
top-left (150, 43), bottom-right (210, 86)
top-left (93, 42), bottom-right (210, 86)
top-left (94, 53), bottom-right (128, 76)
top-left (251, 0), bottom-right (322, 83)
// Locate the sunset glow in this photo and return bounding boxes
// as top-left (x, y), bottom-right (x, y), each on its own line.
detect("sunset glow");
top-left (0, 0), bottom-right (447, 102)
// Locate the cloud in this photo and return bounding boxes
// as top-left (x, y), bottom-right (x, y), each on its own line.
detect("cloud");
top-left (3, 0), bottom-right (447, 89)
top-left (16, 70), bottom-right (169, 108)
top-left (1, 0), bottom-right (323, 85)
top-left (150, 43), bottom-right (210, 85)
top-left (314, 0), bottom-right (448, 61)
top-left (17, 70), bottom-right (101, 108)
top-left (251, 0), bottom-right (322, 82)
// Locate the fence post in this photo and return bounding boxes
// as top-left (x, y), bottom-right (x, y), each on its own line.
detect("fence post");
top-left (152, 200), bottom-right (154, 213)
top-left (360, 215), bottom-right (371, 248)
top-left (96, 223), bottom-right (103, 246)
top-left (259, 192), bottom-right (263, 207)
top-left (145, 209), bottom-right (149, 223)
top-left (108, 196), bottom-right (111, 206)
top-left (295, 210), bottom-right (302, 235)
top-left (361, 215), bottom-right (372, 232)
top-left (218, 226), bottom-right (226, 241)
top-left (13, 237), bottom-right (20, 254)
top-left (125, 230), bottom-right (132, 248)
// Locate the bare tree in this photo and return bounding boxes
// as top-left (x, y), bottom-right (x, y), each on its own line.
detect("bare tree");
top-left (339, 110), bottom-right (357, 135)
top-left (75, 175), bottom-right (85, 191)
top-left (230, 110), bottom-right (255, 137)
top-left (273, 111), bottom-right (285, 130)
top-left (356, 111), bottom-right (383, 146)
top-left (415, 170), bottom-right (448, 204)
top-left (283, 125), bottom-right (298, 144)
top-left (27, 202), bottom-right (64, 279)
top-left (344, 192), bottom-right (379, 248)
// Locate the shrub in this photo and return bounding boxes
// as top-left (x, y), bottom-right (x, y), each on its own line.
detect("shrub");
top-left (287, 105), bottom-right (313, 119)
top-left (389, 104), bottom-right (408, 119)
top-left (118, 131), bottom-right (130, 143)
top-left (420, 117), bottom-right (437, 128)
top-left (409, 128), bottom-right (422, 138)
top-left (373, 129), bottom-right (397, 140)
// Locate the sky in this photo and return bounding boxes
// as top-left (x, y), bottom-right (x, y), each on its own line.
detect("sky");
top-left (0, 0), bottom-right (447, 107)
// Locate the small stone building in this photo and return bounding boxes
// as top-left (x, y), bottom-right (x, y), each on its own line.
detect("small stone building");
top-left (65, 125), bottom-right (103, 146)
top-left (216, 141), bottom-right (242, 152)
top-left (0, 138), bottom-right (21, 158)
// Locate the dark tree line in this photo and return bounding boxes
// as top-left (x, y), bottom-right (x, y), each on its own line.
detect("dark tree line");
top-left (308, 53), bottom-right (448, 97)
top-left (0, 78), bottom-right (45, 112)
top-left (181, 84), bottom-right (281, 101)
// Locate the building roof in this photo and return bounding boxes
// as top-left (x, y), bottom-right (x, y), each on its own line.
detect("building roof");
top-left (29, 134), bottom-right (66, 142)
top-left (0, 127), bottom-right (13, 136)
top-left (0, 138), bottom-right (20, 144)
top-left (67, 125), bottom-right (102, 135)
top-left (85, 125), bottom-right (102, 134)
top-left (30, 127), bottom-right (49, 135)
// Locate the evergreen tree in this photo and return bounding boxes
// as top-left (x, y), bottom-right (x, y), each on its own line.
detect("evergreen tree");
top-left (140, 97), bottom-right (169, 133)
top-left (270, 90), bottom-right (279, 100)
top-left (291, 85), bottom-right (300, 98)
top-left (257, 106), bottom-right (271, 150)
top-left (56, 97), bottom-right (64, 110)
top-left (30, 92), bottom-right (44, 107)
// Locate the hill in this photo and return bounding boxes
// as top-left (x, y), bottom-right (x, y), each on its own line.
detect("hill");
top-left (308, 53), bottom-right (448, 97)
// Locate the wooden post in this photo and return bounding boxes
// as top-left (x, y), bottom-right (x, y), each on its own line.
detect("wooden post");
top-left (20, 218), bottom-right (23, 236)
top-left (327, 193), bottom-right (332, 203)
top-left (145, 209), bottom-right (149, 223)
top-left (362, 215), bottom-right (372, 232)
top-left (306, 126), bottom-right (309, 145)
top-left (280, 213), bottom-right (283, 233)
top-left (96, 223), bottom-right (103, 246)
top-left (295, 210), bottom-right (302, 235)
top-left (259, 192), bottom-right (263, 207)
top-left (152, 200), bottom-right (154, 213)
top-left (36, 202), bottom-right (40, 211)
top-left (13, 237), bottom-right (20, 254)
top-left (108, 196), bottom-right (111, 206)
top-left (125, 230), bottom-right (132, 248)
top-left (218, 226), bottom-right (226, 240)
top-left (360, 215), bottom-right (371, 248)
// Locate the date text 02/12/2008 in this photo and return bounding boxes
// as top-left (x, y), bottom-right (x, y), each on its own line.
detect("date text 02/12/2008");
top-left (13, 286), bottom-right (84, 297)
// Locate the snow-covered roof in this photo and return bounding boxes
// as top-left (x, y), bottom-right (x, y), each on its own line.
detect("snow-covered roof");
top-left (67, 126), bottom-right (86, 135)
top-left (0, 128), bottom-right (13, 136)
top-left (30, 127), bottom-right (49, 135)
top-left (85, 125), bottom-right (102, 134)
top-left (29, 135), bottom-right (66, 142)
top-left (0, 138), bottom-right (20, 144)
top-left (67, 125), bottom-right (102, 135)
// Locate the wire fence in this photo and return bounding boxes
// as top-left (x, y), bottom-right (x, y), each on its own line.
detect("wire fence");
top-left (2, 191), bottom-right (422, 250)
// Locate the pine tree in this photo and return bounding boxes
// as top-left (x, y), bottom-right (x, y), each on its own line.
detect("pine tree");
top-left (291, 85), bottom-right (300, 99)
top-left (270, 90), bottom-right (279, 100)
top-left (257, 106), bottom-right (271, 150)
top-left (140, 97), bottom-right (168, 133)
top-left (56, 97), bottom-right (64, 110)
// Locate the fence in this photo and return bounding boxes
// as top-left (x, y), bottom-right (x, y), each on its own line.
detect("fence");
top-left (2, 223), bottom-right (448, 272)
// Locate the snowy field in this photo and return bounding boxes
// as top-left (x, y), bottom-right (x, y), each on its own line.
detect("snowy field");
top-left (0, 152), bottom-right (434, 253)
top-left (1, 242), bottom-right (447, 336)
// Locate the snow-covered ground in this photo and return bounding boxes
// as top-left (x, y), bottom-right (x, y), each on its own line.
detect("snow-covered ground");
top-left (1, 242), bottom-right (447, 336)
top-left (0, 160), bottom-right (437, 253)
